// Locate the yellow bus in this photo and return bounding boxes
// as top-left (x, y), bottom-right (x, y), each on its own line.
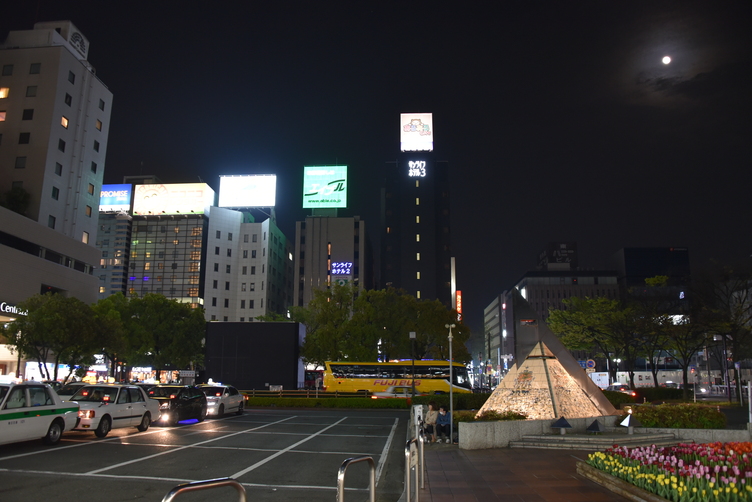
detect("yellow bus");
top-left (323, 360), bottom-right (472, 394)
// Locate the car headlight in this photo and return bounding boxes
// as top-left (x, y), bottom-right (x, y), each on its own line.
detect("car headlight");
top-left (79, 409), bottom-right (95, 419)
top-left (160, 402), bottom-right (170, 409)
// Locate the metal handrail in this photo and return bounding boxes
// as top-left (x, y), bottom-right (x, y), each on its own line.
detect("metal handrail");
top-left (404, 438), bottom-right (421, 502)
top-left (161, 477), bottom-right (246, 502)
top-left (336, 455), bottom-right (376, 502)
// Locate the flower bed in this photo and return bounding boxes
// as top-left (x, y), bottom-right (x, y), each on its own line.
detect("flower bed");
top-left (588, 442), bottom-right (752, 501)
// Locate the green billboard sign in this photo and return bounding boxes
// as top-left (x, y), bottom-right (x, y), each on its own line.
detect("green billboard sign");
top-left (302, 166), bottom-right (348, 208)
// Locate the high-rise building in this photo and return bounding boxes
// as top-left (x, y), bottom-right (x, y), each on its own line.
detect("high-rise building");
top-left (381, 113), bottom-right (452, 307)
top-left (293, 215), bottom-right (371, 307)
top-left (204, 206), bottom-right (294, 321)
top-left (0, 21), bottom-right (112, 242)
top-left (1, 21), bottom-right (111, 377)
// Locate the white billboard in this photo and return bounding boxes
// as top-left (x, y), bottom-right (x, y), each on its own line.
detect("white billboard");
top-left (132, 183), bottom-right (215, 216)
top-left (400, 113), bottom-right (433, 152)
top-left (218, 175), bottom-right (277, 207)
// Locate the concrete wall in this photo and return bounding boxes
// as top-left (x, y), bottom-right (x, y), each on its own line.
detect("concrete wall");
top-left (457, 418), bottom-right (752, 450)
top-left (459, 416), bottom-right (620, 449)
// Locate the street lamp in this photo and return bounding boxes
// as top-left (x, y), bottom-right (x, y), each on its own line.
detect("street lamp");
top-left (445, 323), bottom-right (456, 444)
top-left (409, 331), bottom-right (416, 397)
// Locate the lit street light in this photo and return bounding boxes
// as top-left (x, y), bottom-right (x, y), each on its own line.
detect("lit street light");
top-left (445, 323), bottom-right (455, 444)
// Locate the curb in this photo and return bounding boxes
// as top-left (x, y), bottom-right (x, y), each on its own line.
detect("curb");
top-left (576, 461), bottom-right (668, 502)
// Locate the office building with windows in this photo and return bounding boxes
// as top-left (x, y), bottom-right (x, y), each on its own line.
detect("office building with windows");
top-left (381, 113), bottom-right (452, 308)
top-left (1, 21), bottom-right (111, 377)
top-left (204, 206), bottom-right (293, 321)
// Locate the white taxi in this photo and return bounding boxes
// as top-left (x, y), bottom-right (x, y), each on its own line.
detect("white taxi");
top-left (0, 380), bottom-right (80, 446)
top-left (70, 384), bottom-right (160, 437)
top-left (198, 384), bottom-right (244, 417)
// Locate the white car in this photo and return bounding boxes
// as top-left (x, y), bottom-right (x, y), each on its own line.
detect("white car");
top-left (199, 384), bottom-right (244, 417)
top-left (70, 384), bottom-right (160, 437)
top-left (0, 381), bottom-right (80, 446)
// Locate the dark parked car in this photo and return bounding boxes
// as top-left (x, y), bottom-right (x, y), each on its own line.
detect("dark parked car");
top-left (148, 385), bottom-right (207, 426)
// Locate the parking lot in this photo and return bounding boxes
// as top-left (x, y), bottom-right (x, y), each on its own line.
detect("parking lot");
top-left (0, 408), bottom-right (409, 502)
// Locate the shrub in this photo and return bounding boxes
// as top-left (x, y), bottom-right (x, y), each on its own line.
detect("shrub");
top-left (451, 409), bottom-right (527, 425)
top-left (631, 403), bottom-right (726, 429)
top-left (412, 393), bottom-right (491, 410)
top-left (602, 390), bottom-right (636, 407)
top-left (244, 397), bottom-right (409, 409)
top-left (633, 387), bottom-right (684, 402)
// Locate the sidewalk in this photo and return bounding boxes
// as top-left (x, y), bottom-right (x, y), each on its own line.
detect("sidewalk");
top-left (417, 443), bottom-right (630, 502)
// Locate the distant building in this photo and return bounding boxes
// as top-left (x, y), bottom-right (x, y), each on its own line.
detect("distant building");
top-left (610, 247), bottom-right (691, 297)
top-left (204, 207), bottom-right (294, 321)
top-left (293, 215), bottom-right (372, 307)
top-left (96, 211), bottom-right (132, 299)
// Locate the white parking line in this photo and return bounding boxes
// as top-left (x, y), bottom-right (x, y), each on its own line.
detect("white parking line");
top-left (375, 418), bottom-right (398, 486)
top-left (86, 415), bottom-right (296, 475)
top-left (230, 417), bottom-right (348, 479)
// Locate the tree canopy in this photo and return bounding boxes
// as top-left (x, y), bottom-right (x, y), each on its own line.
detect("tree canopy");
top-left (292, 284), bottom-right (470, 367)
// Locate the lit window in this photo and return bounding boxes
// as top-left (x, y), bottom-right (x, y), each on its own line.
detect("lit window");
top-left (416, 180), bottom-right (420, 187)
top-left (250, 283), bottom-right (255, 291)
top-left (415, 198), bottom-right (420, 205)
top-left (85, 205), bottom-right (92, 217)
top-left (144, 262), bottom-right (151, 271)
top-left (82, 231), bottom-right (89, 244)
top-left (189, 276), bottom-right (199, 285)
top-left (189, 262), bottom-right (199, 272)
top-left (191, 239), bottom-right (201, 248)
top-left (190, 251), bottom-right (201, 260)
top-left (188, 288), bottom-right (199, 297)
top-left (416, 291), bottom-right (421, 299)
top-left (416, 216), bottom-right (420, 223)
top-left (416, 234), bottom-right (420, 242)
top-left (0, 111), bottom-right (5, 121)
top-left (417, 272), bottom-right (421, 279)
top-left (61, 116), bottom-right (69, 128)
top-left (96, 119), bottom-right (102, 131)
top-left (173, 240), bottom-right (179, 245)
top-left (0, 88), bottom-right (9, 98)
top-left (99, 286), bottom-right (106, 293)
top-left (88, 183), bottom-right (95, 195)
top-left (416, 253), bottom-right (420, 261)
top-left (241, 283), bottom-right (247, 291)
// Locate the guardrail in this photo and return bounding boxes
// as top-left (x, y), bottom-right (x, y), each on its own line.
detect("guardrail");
top-left (241, 389), bottom-right (370, 398)
top-left (404, 437), bottom-right (424, 502)
top-left (336, 455), bottom-right (376, 502)
top-left (161, 477), bottom-right (246, 502)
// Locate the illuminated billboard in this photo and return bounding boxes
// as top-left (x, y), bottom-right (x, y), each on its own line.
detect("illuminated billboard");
top-left (218, 175), bottom-right (276, 207)
top-left (302, 166), bottom-right (347, 208)
top-left (132, 183), bottom-right (215, 215)
top-left (99, 184), bottom-right (132, 212)
top-left (400, 113), bottom-right (433, 152)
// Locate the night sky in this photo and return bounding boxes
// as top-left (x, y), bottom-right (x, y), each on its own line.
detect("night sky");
top-left (3, 2), bottom-right (751, 335)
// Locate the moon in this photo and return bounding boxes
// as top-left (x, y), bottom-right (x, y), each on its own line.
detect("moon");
top-left (662, 56), bottom-right (671, 65)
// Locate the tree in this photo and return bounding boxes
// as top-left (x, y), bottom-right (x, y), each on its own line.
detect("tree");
top-left (128, 294), bottom-right (206, 382)
top-left (296, 285), bottom-right (471, 366)
top-left (548, 296), bottom-right (641, 387)
top-left (3, 293), bottom-right (101, 381)
top-left (295, 283), bottom-right (355, 367)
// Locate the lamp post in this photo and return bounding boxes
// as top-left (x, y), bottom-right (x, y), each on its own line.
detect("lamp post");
top-left (445, 323), bottom-right (456, 444)
top-left (410, 331), bottom-right (416, 397)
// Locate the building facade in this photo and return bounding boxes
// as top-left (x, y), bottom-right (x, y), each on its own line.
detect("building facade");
top-left (203, 207), bottom-right (293, 321)
top-left (380, 156), bottom-right (452, 307)
top-left (293, 215), bottom-right (371, 307)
